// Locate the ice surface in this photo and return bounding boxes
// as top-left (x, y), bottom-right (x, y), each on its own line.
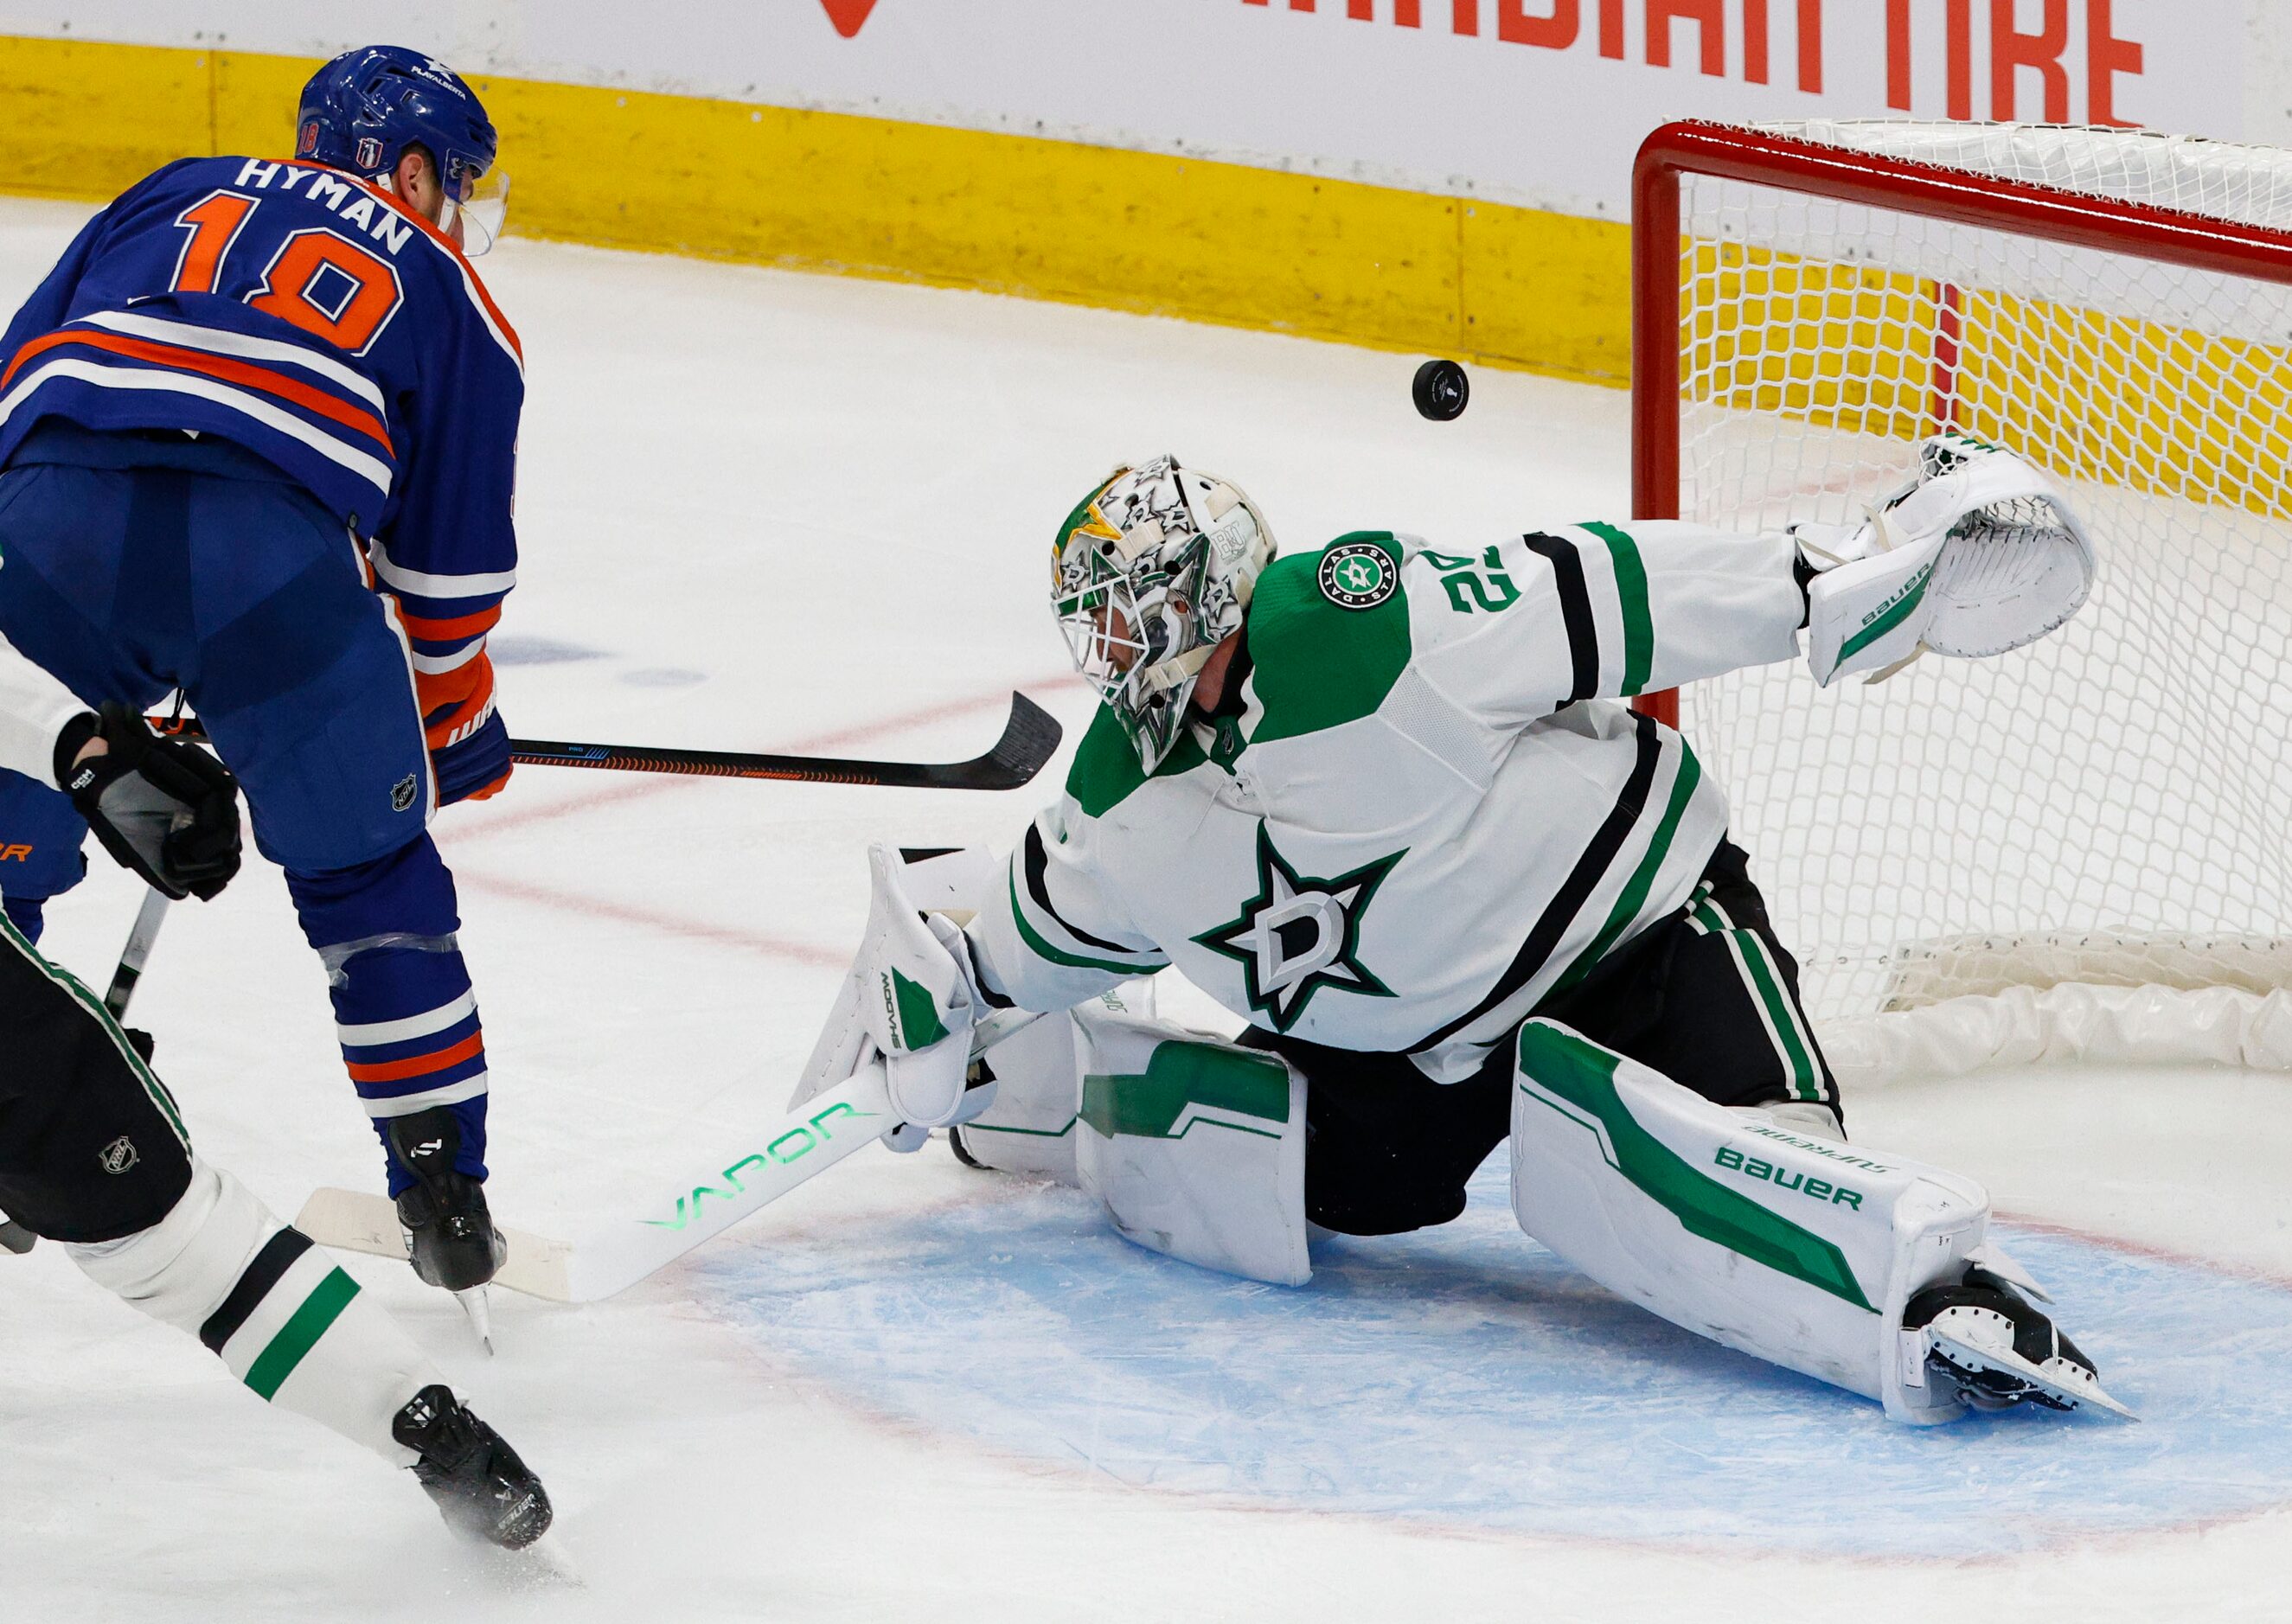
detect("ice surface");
top-left (698, 1180), bottom-right (2292, 1558)
top-left (0, 197), bottom-right (2288, 1621)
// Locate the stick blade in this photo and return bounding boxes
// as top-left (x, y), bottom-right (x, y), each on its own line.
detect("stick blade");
top-left (293, 1188), bottom-right (577, 1304)
top-left (934, 691), bottom-right (1063, 791)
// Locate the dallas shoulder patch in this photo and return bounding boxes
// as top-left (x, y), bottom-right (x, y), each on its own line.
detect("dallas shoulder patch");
top-left (1317, 540), bottom-right (1399, 611)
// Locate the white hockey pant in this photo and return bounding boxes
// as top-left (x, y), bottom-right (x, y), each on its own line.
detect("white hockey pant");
top-left (67, 1159), bottom-right (442, 1461)
top-left (1510, 1019), bottom-right (1991, 1424)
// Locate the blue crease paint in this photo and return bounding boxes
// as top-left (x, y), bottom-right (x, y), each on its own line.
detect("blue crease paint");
top-left (695, 1162), bottom-right (2292, 1557)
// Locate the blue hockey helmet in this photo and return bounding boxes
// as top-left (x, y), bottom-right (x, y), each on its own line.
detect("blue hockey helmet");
top-left (296, 46), bottom-right (507, 252)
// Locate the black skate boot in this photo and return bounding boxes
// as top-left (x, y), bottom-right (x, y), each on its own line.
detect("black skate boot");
top-left (1905, 1264), bottom-right (2135, 1419)
top-left (387, 1108), bottom-right (504, 1292)
top-left (393, 1384), bottom-right (553, 1549)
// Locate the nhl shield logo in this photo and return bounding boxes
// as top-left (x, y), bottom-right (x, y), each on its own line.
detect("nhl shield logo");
top-left (1317, 540), bottom-right (1399, 611)
top-left (98, 1136), bottom-right (138, 1175)
top-left (391, 773), bottom-right (419, 813)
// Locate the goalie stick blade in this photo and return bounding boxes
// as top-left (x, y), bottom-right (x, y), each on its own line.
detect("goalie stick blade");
top-left (292, 1188), bottom-right (576, 1304)
top-left (555, 1059), bottom-right (896, 1302)
top-left (292, 1022), bottom-right (1047, 1305)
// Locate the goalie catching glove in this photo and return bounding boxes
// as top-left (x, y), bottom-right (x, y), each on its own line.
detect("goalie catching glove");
top-left (791, 844), bottom-right (995, 1150)
top-left (1796, 434), bottom-right (2097, 687)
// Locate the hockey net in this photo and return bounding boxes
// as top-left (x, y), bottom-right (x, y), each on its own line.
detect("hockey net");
top-left (1636, 120), bottom-right (2292, 1084)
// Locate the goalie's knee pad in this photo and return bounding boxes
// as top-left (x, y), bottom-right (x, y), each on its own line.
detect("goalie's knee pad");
top-left (1510, 1019), bottom-right (1989, 1424)
top-left (1072, 1008), bottom-right (1310, 1288)
top-left (951, 981), bottom-right (1156, 1184)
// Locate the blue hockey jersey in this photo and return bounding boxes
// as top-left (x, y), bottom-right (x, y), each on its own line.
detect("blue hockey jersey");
top-left (0, 155), bottom-right (524, 751)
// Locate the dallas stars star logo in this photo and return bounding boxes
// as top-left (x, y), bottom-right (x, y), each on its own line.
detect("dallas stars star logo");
top-left (1193, 823), bottom-right (1405, 1033)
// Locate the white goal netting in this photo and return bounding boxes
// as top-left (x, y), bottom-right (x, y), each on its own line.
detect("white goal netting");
top-left (1668, 120), bottom-right (2292, 1081)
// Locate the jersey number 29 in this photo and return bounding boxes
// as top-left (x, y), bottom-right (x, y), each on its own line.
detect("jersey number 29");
top-left (172, 191), bottom-right (405, 355)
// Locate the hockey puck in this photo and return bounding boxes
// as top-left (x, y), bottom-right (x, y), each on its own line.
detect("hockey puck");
top-left (1412, 358), bottom-right (1469, 421)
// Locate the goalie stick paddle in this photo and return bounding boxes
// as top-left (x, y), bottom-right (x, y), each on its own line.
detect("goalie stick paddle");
top-left (154, 691), bottom-right (1064, 793)
top-left (295, 1008), bottom-right (1046, 1303)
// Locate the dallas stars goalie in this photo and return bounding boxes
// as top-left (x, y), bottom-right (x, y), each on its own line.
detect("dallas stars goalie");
top-left (794, 436), bottom-right (2128, 1423)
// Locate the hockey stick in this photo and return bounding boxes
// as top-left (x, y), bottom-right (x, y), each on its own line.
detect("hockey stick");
top-left (104, 886), bottom-right (170, 1020)
top-left (156, 691), bottom-right (1064, 793)
top-left (0, 887), bottom-right (173, 1257)
top-left (295, 1008), bottom-right (1046, 1303)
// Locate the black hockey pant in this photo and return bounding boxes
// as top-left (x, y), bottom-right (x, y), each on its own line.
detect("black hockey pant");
top-left (0, 915), bottom-right (193, 1242)
top-left (1246, 839), bottom-right (1841, 1237)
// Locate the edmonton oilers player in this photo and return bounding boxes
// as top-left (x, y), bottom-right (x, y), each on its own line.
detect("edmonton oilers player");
top-left (0, 47), bottom-right (522, 1298)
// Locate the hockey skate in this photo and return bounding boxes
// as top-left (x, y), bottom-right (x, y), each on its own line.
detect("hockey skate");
top-left (392, 1384), bottom-right (553, 1550)
top-left (1905, 1265), bottom-right (2136, 1420)
top-left (387, 1109), bottom-right (506, 1293)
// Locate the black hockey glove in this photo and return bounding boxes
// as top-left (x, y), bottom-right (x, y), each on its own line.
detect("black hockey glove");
top-left (56, 703), bottom-right (243, 901)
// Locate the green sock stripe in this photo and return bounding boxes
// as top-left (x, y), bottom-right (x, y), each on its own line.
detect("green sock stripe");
top-left (0, 909), bottom-right (189, 1151)
top-left (1581, 521), bottom-right (1655, 696)
top-left (243, 1267), bottom-right (360, 1401)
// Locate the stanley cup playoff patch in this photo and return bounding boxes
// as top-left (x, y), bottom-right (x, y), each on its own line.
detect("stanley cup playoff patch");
top-left (1317, 540), bottom-right (1399, 611)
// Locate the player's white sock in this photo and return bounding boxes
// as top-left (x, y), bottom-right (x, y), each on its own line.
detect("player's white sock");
top-left (66, 1160), bottom-right (439, 1462)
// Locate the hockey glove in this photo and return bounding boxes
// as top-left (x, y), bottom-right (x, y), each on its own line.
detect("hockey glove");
top-left (56, 702), bottom-right (242, 901)
top-left (793, 844), bottom-right (993, 1150)
top-left (431, 707), bottom-right (512, 806)
top-left (1797, 434), bottom-right (2097, 687)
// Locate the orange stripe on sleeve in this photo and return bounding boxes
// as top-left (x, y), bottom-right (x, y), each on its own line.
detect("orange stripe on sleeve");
top-left (400, 604), bottom-right (503, 642)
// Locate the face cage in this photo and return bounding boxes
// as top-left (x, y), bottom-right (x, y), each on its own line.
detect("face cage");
top-left (1053, 556), bottom-right (1207, 770)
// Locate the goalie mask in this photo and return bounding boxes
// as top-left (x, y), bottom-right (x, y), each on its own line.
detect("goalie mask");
top-left (1052, 457), bottom-right (1276, 772)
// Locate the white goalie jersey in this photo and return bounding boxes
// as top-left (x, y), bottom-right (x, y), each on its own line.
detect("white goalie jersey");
top-left (970, 521), bottom-right (1809, 1083)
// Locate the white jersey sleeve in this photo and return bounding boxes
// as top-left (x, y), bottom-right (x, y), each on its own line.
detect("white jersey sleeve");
top-left (1404, 521), bottom-right (1805, 732)
top-left (0, 625), bottom-right (84, 787)
top-left (968, 804), bottom-right (1172, 1013)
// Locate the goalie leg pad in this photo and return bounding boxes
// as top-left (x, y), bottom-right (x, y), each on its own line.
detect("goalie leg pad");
top-left (1509, 1019), bottom-right (1990, 1424)
top-left (1073, 1008), bottom-right (1309, 1288)
top-left (953, 981), bottom-right (1156, 1185)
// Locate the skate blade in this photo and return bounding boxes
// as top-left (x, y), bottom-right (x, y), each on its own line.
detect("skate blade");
top-left (455, 1286), bottom-right (495, 1356)
top-left (1928, 1324), bottom-right (2138, 1420)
